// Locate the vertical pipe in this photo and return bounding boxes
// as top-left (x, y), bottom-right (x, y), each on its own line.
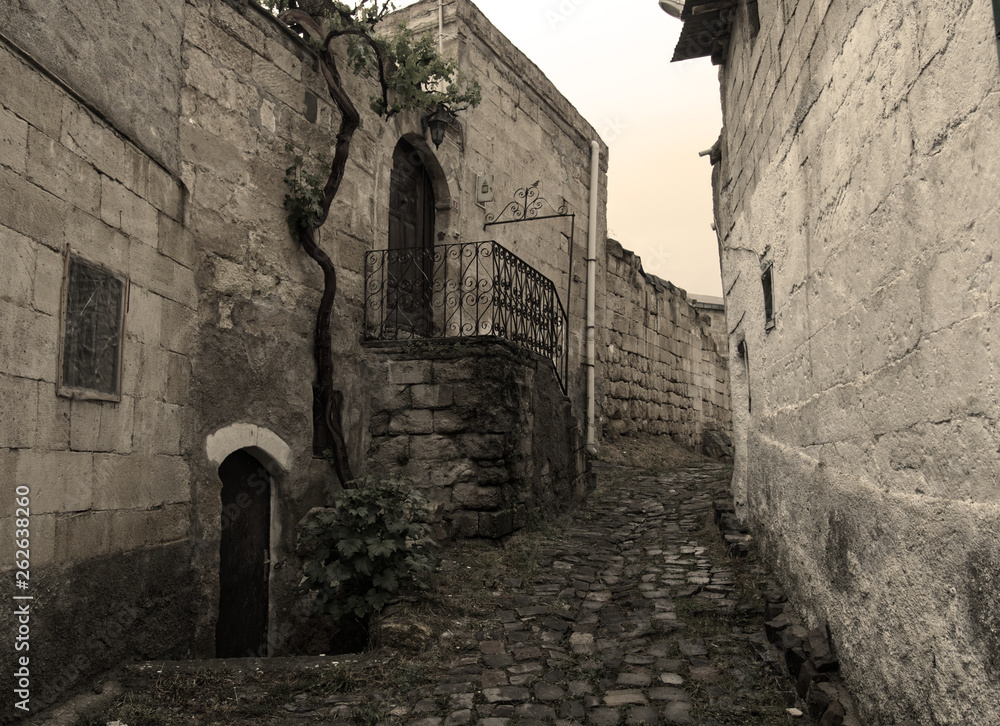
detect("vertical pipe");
top-left (439, 0), bottom-right (445, 55)
top-left (586, 140), bottom-right (599, 456)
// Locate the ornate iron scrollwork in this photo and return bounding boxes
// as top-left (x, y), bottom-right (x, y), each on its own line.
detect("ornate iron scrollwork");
top-left (484, 183), bottom-right (569, 227)
top-left (364, 240), bottom-right (569, 392)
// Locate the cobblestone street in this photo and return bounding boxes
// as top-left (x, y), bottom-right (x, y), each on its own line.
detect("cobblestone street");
top-left (65, 453), bottom-right (806, 726)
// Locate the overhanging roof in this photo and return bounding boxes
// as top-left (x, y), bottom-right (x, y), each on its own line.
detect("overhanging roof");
top-left (671, 0), bottom-right (738, 65)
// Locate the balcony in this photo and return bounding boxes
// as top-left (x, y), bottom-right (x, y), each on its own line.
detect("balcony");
top-left (363, 241), bottom-right (568, 392)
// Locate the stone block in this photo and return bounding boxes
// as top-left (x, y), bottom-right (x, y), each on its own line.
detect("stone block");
top-left (0, 228), bottom-right (36, 309)
top-left (18, 450), bottom-right (94, 514)
top-left (133, 399), bottom-right (182, 455)
top-left (54, 509), bottom-right (113, 561)
top-left (433, 409), bottom-right (467, 434)
top-left (409, 434), bottom-right (459, 461)
top-left (454, 483), bottom-right (503, 510)
top-left (0, 47), bottom-right (63, 139)
top-left (451, 510), bottom-right (479, 538)
top-left (158, 214), bottom-right (194, 269)
top-left (60, 102), bottom-right (126, 181)
top-left (390, 409), bottom-right (434, 435)
top-left (265, 38), bottom-right (303, 81)
top-left (32, 242), bottom-right (64, 317)
top-left (0, 299), bottom-right (58, 382)
top-left (165, 352), bottom-right (191, 405)
top-left (36, 382), bottom-right (71, 450)
top-left (108, 508), bottom-right (152, 553)
top-left (0, 375), bottom-right (37, 448)
top-left (388, 359), bottom-right (432, 385)
top-left (93, 453), bottom-right (190, 509)
top-left (0, 104), bottom-right (28, 173)
top-left (432, 359), bottom-right (474, 382)
top-left (371, 384), bottom-right (411, 412)
top-left (146, 503), bottom-right (189, 544)
top-left (129, 238), bottom-right (198, 309)
top-left (411, 383), bottom-right (454, 409)
top-left (27, 127), bottom-right (101, 214)
top-left (186, 10), bottom-right (254, 75)
top-left (146, 164), bottom-right (184, 221)
top-left (479, 509), bottom-right (514, 538)
top-left (0, 163), bottom-right (68, 250)
top-left (160, 297), bottom-right (196, 355)
top-left (126, 287), bottom-right (163, 346)
top-left (458, 433), bottom-right (508, 460)
top-left (251, 53), bottom-right (305, 111)
top-left (101, 176), bottom-right (157, 242)
top-left (369, 435), bottom-right (410, 468)
top-left (68, 397), bottom-right (133, 453)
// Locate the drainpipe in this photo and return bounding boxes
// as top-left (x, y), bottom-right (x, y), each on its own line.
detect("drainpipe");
top-left (586, 140), bottom-right (600, 456)
top-left (439, 0), bottom-right (444, 54)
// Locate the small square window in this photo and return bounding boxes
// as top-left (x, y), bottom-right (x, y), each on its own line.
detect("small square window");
top-left (57, 251), bottom-right (128, 401)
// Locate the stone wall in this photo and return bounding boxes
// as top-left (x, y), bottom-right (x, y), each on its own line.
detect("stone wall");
top-left (712, 0), bottom-right (1000, 723)
top-left (601, 240), bottom-right (730, 449)
top-left (0, 0), bottom-right (610, 711)
top-left (364, 340), bottom-right (591, 539)
top-left (0, 30), bottom-right (196, 715)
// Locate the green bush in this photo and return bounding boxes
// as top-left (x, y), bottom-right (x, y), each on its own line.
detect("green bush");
top-left (297, 476), bottom-right (439, 624)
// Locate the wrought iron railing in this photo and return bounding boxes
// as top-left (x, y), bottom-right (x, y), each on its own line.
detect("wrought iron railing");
top-left (364, 241), bottom-right (569, 391)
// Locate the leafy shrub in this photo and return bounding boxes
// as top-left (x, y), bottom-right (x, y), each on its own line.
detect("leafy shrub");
top-left (297, 476), bottom-right (439, 625)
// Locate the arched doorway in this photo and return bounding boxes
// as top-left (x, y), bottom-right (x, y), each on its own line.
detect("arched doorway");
top-left (388, 138), bottom-right (436, 335)
top-left (216, 449), bottom-right (271, 658)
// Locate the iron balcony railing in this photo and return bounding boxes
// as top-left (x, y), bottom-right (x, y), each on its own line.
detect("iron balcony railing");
top-left (364, 241), bottom-right (569, 391)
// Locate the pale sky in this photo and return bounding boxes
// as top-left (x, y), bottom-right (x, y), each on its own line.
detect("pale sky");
top-left (397, 0), bottom-right (725, 296)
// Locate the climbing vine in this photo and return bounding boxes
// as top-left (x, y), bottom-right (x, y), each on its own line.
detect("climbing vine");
top-left (258, 0), bottom-right (480, 486)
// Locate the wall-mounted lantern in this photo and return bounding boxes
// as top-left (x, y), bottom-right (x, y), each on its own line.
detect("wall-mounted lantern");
top-left (423, 105), bottom-right (453, 149)
top-left (658, 0), bottom-right (684, 18)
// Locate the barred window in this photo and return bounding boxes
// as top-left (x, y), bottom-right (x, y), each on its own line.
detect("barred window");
top-left (57, 252), bottom-right (127, 401)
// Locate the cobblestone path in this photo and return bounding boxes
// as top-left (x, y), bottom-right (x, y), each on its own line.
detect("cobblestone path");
top-left (382, 461), bottom-right (794, 726)
top-left (73, 458), bottom-right (802, 726)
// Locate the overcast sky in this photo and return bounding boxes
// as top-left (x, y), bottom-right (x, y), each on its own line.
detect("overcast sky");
top-left (396, 0), bottom-right (726, 296)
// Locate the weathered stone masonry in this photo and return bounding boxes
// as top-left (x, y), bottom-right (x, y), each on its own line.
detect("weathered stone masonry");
top-left (601, 240), bottom-right (730, 449)
top-left (0, 16), bottom-right (197, 716)
top-left (677, 0), bottom-right (1000, 723)
top-left (365, 340), bottom-right (589, 540)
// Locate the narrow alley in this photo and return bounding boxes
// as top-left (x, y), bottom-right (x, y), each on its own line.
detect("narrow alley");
top-left (61, 444), bottom-right (813, 726)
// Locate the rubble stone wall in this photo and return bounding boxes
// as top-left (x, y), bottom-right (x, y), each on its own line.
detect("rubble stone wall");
top-left (601, 240), bottom-right (730, 449)
top-left (364, 340), bottom-right (592, 539)
top-left (714, 0), bottom-right (1000, 723)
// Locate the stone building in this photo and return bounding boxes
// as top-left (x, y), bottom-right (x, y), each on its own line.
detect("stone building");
top-left (671, 0), bottom-right (1000, 723)
top-left (0, 0), bottom-right (729, 715)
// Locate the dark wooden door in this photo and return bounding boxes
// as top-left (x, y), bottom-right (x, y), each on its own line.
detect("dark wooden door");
top-left (216, 450), bottom-right (270, 658)
top-left (388, 139), bottom-right (435, 335)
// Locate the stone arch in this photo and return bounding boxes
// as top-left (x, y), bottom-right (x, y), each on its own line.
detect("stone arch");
top-left (205, 423), bottom-right (291, 657)
top-left (206, 423), bottom-right (292, 475)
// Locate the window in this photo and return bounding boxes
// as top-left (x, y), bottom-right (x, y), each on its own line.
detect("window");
top-left (747, 0), bottom-right (761, 40)
top-left (57, 251), bottom-right (127, 401)
top-left (761, 261), bottom-right (775, 330)
top-left (736, 337), bottom-right (751, 413)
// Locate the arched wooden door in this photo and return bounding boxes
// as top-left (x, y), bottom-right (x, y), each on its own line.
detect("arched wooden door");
top-left (388, 139), bottom-right (435, 336)
top-left (216, 450), bottom-right (270, 658)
